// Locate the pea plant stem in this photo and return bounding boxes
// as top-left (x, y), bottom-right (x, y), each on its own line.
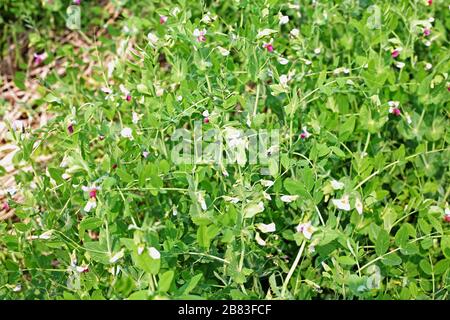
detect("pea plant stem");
top-left (281, 240), bottom-right (306, 298)
top-left (354, 148), bottom-right (447, 191)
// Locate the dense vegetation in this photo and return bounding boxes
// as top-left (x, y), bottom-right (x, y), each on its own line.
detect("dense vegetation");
top-left (0, 0), bottom-right (449, 300)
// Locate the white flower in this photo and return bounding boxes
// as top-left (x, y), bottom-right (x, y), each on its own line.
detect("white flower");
top-left (330, 180), bottom-right (344, 190)
top-left (119, 84), bottom-right (130, 97)
top-left (109, 249), bottom-right (125, 263)
top-left (176, 95), bottom-right (183, 102)
top-left (290, 28), bottom-right (300, 37)
top-left (217, 46), bottom-right (230, 56)
top-left (332, 195), bottom-right (351, 211)
top-left (314, 47), bottom-right (321, 55)
top-left (260, 180), bottom-right (275, 187)
top-left (279, 74), bottom-right (290, 86)
top-left (159, 15), bottom-right (168, 24)
top-left (388, 101), bottom-right (400, 108)
top-left (278, 57), bottom-right (289, 65)
top-left (303, 59), bottom-right (312, 65)
top-left (201, 12), bottom-right (216, 24)
top-left (244, 201), bottom-right (265, 218)
top-left (6, 187), bottom-right (17, 196)
top-left (395, 62), bottom-right (405, 69)
top-left (202, 110), bottom-right (210, 117)
top-left (12, 120), bottom-right (24, 132)
top-left (197, 192), bottom-right (207, 211)
top-left (132, 112), bottom-right (142, 124)
top-left (424, 40), bottom-right (432, 47)
top-left (101, 87), bottom-right (112, 94)
top-left (343, 68), bottom-right (350, 74)
top-left (429, 17), bottom-right (435, 23)
top-left (148, 247), bottom-right (160, 259)
top-left (121, 127), bottom-right (133, 140)
top-left (280, 195), bottom-right (299, 203)
top-left (201, 14), bottom-right (211, 24)
top-left (172, 206), bottom-right (178, 216)
top-left (107, 59), bottom-right (117, 78)
top-left (296, 221), bottom-right (315, 240)
top-left (300, 127), bottom-right (311, 139)
top-left (84, 198), bottom-right (97, 212)
top-left (155, 86), bottom-right (164, 97)
top-left (12, 284), bottom-right (22, 292)
top-left (257, 222), bottom-right (276, 233)
top-left (267, 145), bottom-right (279, 155)
top-left (278, 13), bottom-right (289, 25)
top-left (193, 28), bottom-right (207, 39)
top-left (75, 265), bottom-right (89, 273)
top-left (425, 63), bottom-right (432, 70)
top-left (355, 198), bottom-right (363, 215)
top-left (257, 28), bottom-right (277, 38)
top-left (255, 232), bottom-right (266, 246)
top-left (39, 230), bottom-right (53, 240)
top-left (222, 168), bottom-right (229, 177)
top-left (137, 245), bottom-right (145, 255)
top-left (147, 32), bottom-right (159, 46)
top-left (223, 196), bottom-right (240, 204)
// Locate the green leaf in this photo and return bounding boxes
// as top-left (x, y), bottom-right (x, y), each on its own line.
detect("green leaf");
top-left (337, 255), bottom-right (356, 265)
top-left (441, 236), bottom-right (450, 259)
top-left (79, 217), bottom-right (103, 230)
top-left (419, 259), bottom-right (432, 275)
top-left (381, 253), bottom-right (402, 266)
top-left (158, 270), bottom-right (174, 293)
top-left (132, 247), bottom-right (161, 275)
top-left (375, 229), bottom-right (390, 256)
top-left (179, 273), bottom-right (203, 295)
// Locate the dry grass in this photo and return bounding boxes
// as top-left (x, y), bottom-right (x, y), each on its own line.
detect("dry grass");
top-left (0, 2), bottom-right (124, 220)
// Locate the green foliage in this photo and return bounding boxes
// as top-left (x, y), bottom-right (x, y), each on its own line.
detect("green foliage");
top-left (1, 0), bottom-right (449, 300)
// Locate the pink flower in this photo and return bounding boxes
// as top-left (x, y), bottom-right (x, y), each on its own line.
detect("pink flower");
top-left (300, 127), bottom-right (311, 139)
top-left (202, 110), bottom-right (209, 123)
top-left (82, 185), bottom-right (100, 199)
top-left (76, 266), bottom-right (89, 273)
top-left (389, 107), bottom-right (401, 116)
top-left (33, 52), bottom-right (47, 65)
top-left (160, 15), bottom-right (168, 24)
top-left (2, 202), bottom-right (10, 211)
top-left (67, 122), bottom-right (74, 134)
top-left (101, 87), bottom-right (112, 94)
top-left (423, 28), bottom-right (431, 36)
top-left (263, 43), bottom-right (274, 52)
top-left (391, 50), bottom-right (400, 58)
top-left (119, 84), bottom-right (131, 101)
top-left (388, 101), bottom-right (401, 116)
top-left (427, 0), bottom-right (432, 5)
top-left (444, 215), bottom-right (450, 223)
top-left (193, 29), bottom-right (207, 42)
top-left (142, 151), bottom-right (150, 159)
top-left (73, 0), bottom-right (81, 5)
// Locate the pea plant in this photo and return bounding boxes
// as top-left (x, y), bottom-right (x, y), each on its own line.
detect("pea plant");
top-left (1, 0), bottom-right (449, 300)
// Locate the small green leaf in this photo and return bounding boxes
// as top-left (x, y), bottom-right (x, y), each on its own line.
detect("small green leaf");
top-left (375, 229), bottom-right (390, 256)
top-left (158, 270), bottom-right (174, 293)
